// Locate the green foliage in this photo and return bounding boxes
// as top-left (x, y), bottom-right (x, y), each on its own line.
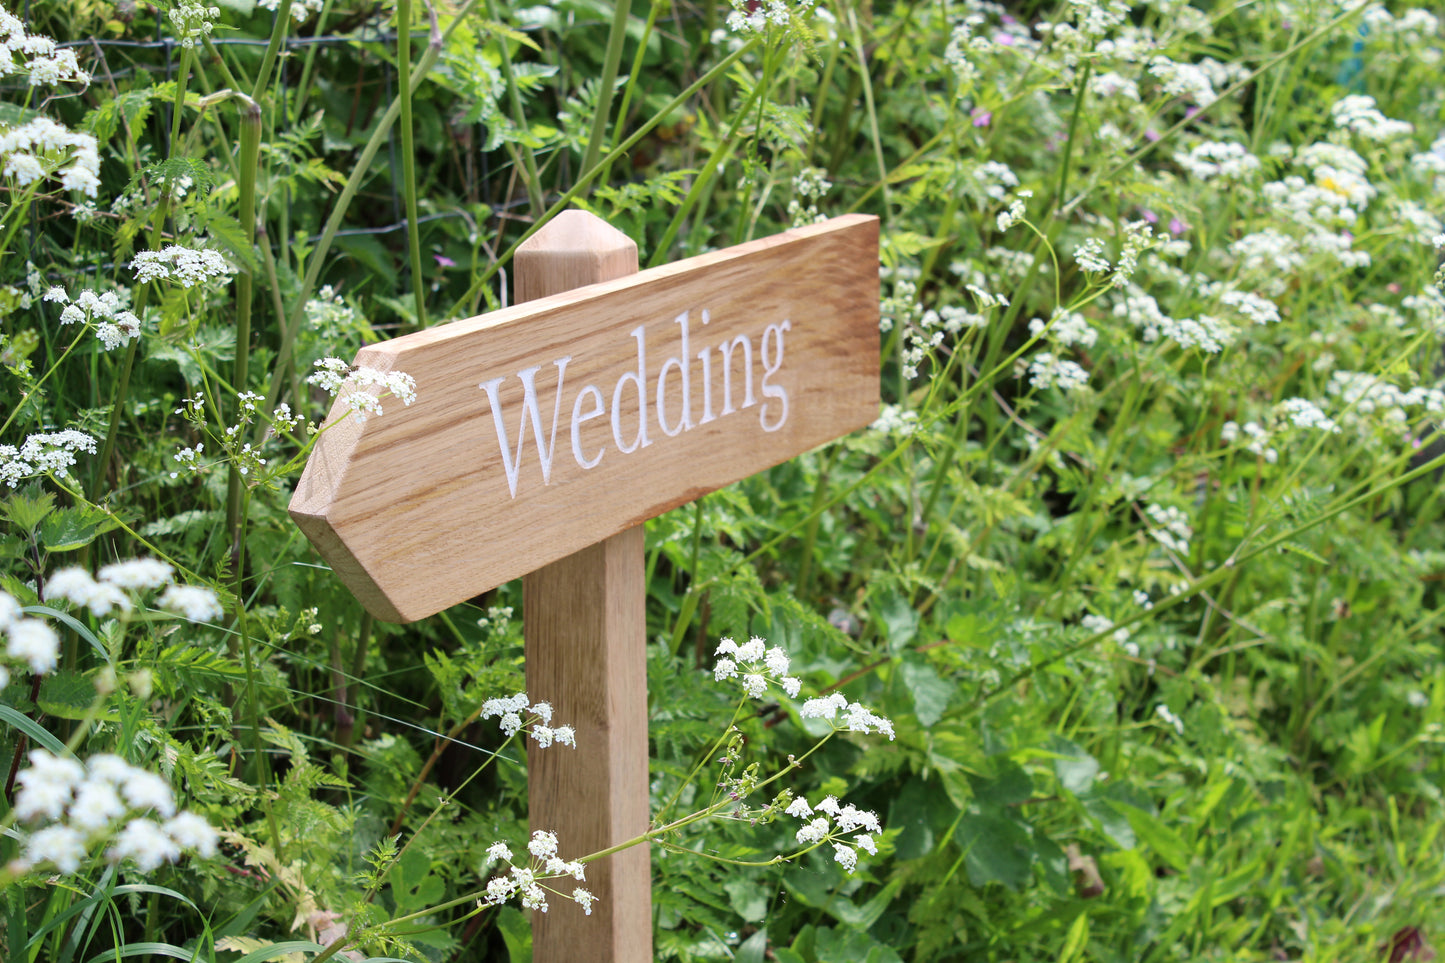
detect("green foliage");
top-left (3, 0), bottom-right (1445, 958)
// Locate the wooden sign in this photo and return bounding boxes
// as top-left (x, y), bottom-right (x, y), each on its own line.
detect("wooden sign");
top-left (289, 214), bottom-right (880, 623)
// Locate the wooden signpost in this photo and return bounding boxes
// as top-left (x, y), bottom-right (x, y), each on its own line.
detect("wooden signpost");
top-left (290, 211), bottom-right (879, 961)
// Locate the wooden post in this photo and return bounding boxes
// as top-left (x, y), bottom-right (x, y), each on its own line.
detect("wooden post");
top-left (515, 212), bottom-right (651, 963)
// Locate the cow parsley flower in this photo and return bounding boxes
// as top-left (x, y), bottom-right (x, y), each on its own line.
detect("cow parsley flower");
top-left (10, 749), bottom-right (217, 876)
top-left (0, 429), bottom-right (98, 488)
top-left (480, 829), bottom-right (595, 917)
top-left (309, 358), bottom-right (417, 423)
top-left (7, 618), bottom-right (60, 674)
top-left (787, 792), bottom-right (885, 874)
top-left (1146, 503), bottom-right (1193, 555)
top-left (713, 636), bottom-right (803, 702)
top-left (130, 245), bottom-right (234, 288)
top-left (157, 584), bottom-right (223, 623)
top-left (480, 693), bottom-right (577, 748)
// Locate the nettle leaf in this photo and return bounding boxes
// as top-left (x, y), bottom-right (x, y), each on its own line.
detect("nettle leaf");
top-left (390, 847), bottom-right (445, 916)
top-left (958, 809), bottom-right (1034, 890)
top-left (83, 87), bottom-right (155, 144)
top-left (1, 485), bottom-right (55, 533)
top-left (898, 655), bottom-right (952, 726)
top-left (38, 670), bottom-right (96, 720)
top-left (1050, 737), bottom-right (1101, 795)
top-left (39, 503), bottom-right (122, 552)
top-left (874, 588), bottom-right (919, 653)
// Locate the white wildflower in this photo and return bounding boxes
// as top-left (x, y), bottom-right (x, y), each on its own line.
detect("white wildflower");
top-left (157, 584), bottom-right (223, 622)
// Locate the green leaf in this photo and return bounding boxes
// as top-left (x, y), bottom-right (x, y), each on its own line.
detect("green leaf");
top-left (1118, 802), bottom-right (1191, 872)
top-left (899, 656), bottom-right (952, 726)
top-left (1, 485), bottom-right (55, 533)
top-left (83, 942), bottom-right (198, 963)
top-left (1050, 738), bottom-right (1100, 795)
top-left (1058, 911), bottom-right (1089, 963)
top-left (875, 589), bottom-right (918, 653)
top-left (38, 670), bottom-right (96, 720)
top-left (495, 906), bottom-right (532, 963)
top-left (736, 929), bottom-right (768, 963)
top-left (0, 705), bottom-right (74, 758)
top-left (390, 847), bottom-right (444, 915)
top-left (957, 810), bottom-right (1033, 890)
top-left (829, 877), bottom-right (904, 930)
top-left (39, 503), bottom-right (121, 552)
top-left (723, 876), bottom-right (768, 921)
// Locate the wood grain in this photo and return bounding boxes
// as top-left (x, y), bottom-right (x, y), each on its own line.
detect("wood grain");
top-left (518, 212), bottom-right (650, 963)
top-left (289, 214), bottom-right (880, 622)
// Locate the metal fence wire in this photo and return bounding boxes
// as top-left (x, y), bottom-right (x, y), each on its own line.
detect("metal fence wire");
top-left (8, 5), bottom-right (541, 264)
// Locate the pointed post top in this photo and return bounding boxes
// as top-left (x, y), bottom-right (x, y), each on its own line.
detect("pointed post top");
top-left (515, 210), bottom-right (640, 302)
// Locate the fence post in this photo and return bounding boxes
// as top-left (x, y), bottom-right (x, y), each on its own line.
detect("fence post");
top-left (516, 211), bottom-right (652, 963)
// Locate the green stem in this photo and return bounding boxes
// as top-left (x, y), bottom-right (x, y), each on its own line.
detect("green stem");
top-left (596, 0), bottom-right (665, 191)
top-left (445, 38), bottom-right (759, 317)
top-left (485, 0), bottom-right (543, 216)
top-left (579, 0), bottom-right (634, 188)
top-left (250, 0), bottom-right (295, 100)
top-left (226, 96), bottom-right (262, 586)
top-left (397, 0), bottom-right (427, 328)
top-left (257, 1), bottom-right (478, 434)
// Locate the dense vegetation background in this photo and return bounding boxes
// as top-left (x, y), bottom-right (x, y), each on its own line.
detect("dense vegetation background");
top-left (2, 0), bottom-right (1444, 959)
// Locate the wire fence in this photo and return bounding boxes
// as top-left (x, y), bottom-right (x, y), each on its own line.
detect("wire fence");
top-left (6, 6), bottom-right (544, 276)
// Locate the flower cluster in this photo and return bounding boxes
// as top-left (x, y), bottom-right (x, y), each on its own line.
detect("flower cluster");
top-left (0, 429), bottom-right (96, 489)
top-left (480, 831), bottom-right (594, 915)
top-left (10, 749), bottom-right (217, 875)
top-left (130, 245), bottom-right (234, 288)
top-left (1331, 94), bottom-right (1414, 142)
top-left (798, 691), bottom-right (895, 740)
top-left (307, 358), bottom-right (418, 423)
top-left (0, 4), bottom-right (89, 86)
top-left (1, 115), bottom-right (101, 198)
top-left (45, 560), bottom-right (224, 624)
top-left (786, 793), bottom-right (882, 874)
top-left (53, 287), bottom-right (142, 350)
top-left (257, 0), bottom-right (327, 22)
top-left (1026, 352), bottom-right (1090, 393)
top-left (714, 636), bottom-right (803, 699)
top-left (167, 0), bottom-right (222, 47)
top-left (479, 693), bottom-right (576, 749)
top-left (726, 0), bottom-right (814, 34)
top-left (1326, 371), bottom-right (1445, 432)
top-left (1145, 503), bottom-right (1192, 556)
top-left (1, 592), bottom-right (59, 680)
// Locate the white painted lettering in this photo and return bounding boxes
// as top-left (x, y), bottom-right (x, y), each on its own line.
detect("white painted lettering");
top-left (656, 311), bottom-right (694, 437)
top-left (480, 358), bottom-right (571, 499)
top-left (717, 333), bottom-right (755, 416)
top-left (571, 383), bottom-right (605, 469)
top-left (759, 320), bottom-right (790, 432)
top-left (611, 325), bottom-right (651, 453)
